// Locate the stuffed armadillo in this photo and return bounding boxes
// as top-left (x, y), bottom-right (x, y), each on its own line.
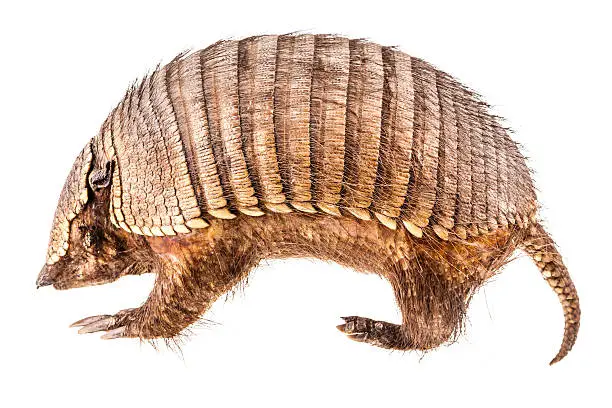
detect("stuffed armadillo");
top-left (36, 34), bottom-right (579, 364)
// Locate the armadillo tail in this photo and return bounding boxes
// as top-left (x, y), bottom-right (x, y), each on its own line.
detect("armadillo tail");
top-left (521, 223), bottom-right (580, 365)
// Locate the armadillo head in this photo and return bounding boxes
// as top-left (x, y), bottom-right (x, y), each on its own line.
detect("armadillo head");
top-left (36, 139), bottom-right (154, 290)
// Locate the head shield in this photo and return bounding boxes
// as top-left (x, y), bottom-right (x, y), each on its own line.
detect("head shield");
top-left (46, 141), bottom-right (93, 265)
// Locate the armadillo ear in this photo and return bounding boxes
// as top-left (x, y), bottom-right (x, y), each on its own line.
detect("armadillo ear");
top-left (88, 160), bottom-right (114, 191)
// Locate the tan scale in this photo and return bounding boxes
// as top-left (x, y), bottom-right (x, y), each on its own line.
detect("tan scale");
top-left (109, 203), bottom-right (118, 228)
top-left (115, 82), bottom-right (156, 230)
top-left (371, 48), bottom-right (414, 221)
top-left (346, 207), bottom-right (371, 221)
top-left (499, 127), bottom-right (521, 226)
top-left (432, 224), bottom-right (450, 241)
top-left (310, 35), bottom-right (350, 215)
top-left (403, 59), bottom-right (440, 229)
top-left (122, 89), bottom-right (151, 231)
top-left (175, 51), bottom-right (228, 215)
top-left (462, 87), bottom-right (488, 236)
top-left (174, 224), bottom-right (191, 234)
top-left (317, 202), bottom-right (342, 217)
top-left (402, 219), bottom-right (423, 239)
top-left (160, 225), bottom-right (176, 236)
top-left (158, 65), bottom-right (201, 224)
top-left (186, 218), bottom-right (210, 229)
top-left (478, 107), bottom-right (500, 232)
top-left (374, 212), bottom-right (397, 230)
top-left (452, 84), bottom-right (474, 238)
top-left (109, 141), bottom-right (126, 230)
top-left (238, 207), bottom-right (265, 217)
top-left (432, 72), bottom-right (459, 231)
top-left (489, 120), bottom-right (510, 229)
top-left (119, 221), bottom-right (131, 233)
top-left (265, 203), bottom-right (293, 214)
top-left (514, 144), bottom-right (539, 224)
top-left (166, 55), bottom-right (209, 219)
top-left (238, 35), bottom-right (287, 209)
top-left (127, 83), bottom-right (157, 232)
top-left (290, 202), bottom-right (317, 214)
top-left (454, 226), bottom-right (468, 240)
top-left (131, 85), bottom-right (157, 231)
top-left (341, 40), bottom-right (384, 215)
top-left (273, 34), bottom-right (315, 213)
top-left (208, 208), bottom-right (237, 220)
top-left (111, 100), bottom-right (137, 229)
top-left (202, 40), bottom-right (259, 215)
top-left (150, 226), bottom-right (164, 237)
top-left (136, 73), bottom-right (174, 229)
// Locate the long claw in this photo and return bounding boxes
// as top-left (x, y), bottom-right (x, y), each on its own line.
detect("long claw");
top-left (78, 316), bottom-right (116, 334)
top-left (70, 315), bottom-right (111, 328)
top-left (347, 333), bottom-right (368, 343)
top-left (101, 327), bottom-right (126, 340)
top-left (337, 316), bottom-right (372, 335)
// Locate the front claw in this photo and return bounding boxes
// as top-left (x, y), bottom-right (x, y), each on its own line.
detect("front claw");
top-left (70, 308), bottom-right (136, 339)
top-left (101, 327), bottom-right (127, 339)
top-left (336, 316), bottom-right (408, 350)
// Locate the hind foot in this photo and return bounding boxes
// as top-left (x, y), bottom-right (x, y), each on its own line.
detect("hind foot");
top-left (337, 316), bottom-right (409, 350)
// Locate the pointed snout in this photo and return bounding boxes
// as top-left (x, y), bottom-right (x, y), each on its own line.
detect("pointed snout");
top-left (36, 265), bottom-right (54, 288)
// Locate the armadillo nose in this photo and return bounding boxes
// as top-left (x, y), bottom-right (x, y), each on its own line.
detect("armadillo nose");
top-left (36, 265), bottom-right (53, 289)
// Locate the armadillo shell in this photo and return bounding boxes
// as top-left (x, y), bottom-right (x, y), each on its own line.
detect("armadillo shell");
top-left (48, 34), bottom-right (539, 262)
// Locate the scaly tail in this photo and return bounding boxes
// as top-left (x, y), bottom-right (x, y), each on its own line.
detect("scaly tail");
top-left (521, 223), bottom-right (580, 364)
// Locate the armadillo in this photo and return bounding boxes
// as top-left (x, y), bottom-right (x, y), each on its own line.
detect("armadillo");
top-left (36, 34), bottom-right (579, 364)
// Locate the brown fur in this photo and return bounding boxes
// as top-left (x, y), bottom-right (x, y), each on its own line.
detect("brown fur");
top-left (39, 184), bottom-right (535, 354)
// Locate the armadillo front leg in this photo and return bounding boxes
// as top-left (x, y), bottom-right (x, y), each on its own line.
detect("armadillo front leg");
top-left (70, 266), bottom-right (221, 339)
top-left (71, 240), bottom-right (258, 340)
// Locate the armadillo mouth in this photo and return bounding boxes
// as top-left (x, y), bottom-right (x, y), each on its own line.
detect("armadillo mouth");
top-left (36, 264), bottom-right (53, 288)
top-left (46, 141), bottom-right (93, 265)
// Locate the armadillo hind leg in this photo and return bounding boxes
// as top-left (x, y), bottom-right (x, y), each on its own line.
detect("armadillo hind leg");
top-left (337, 253), bottom-right (473, 351)
top-left (337, 316), bottom-right (408, 349)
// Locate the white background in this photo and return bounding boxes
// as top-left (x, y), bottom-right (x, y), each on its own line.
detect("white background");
top-left (1, 1), bottom-right (610, 406)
